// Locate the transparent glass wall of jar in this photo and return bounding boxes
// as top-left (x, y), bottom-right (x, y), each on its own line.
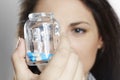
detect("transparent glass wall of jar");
top-left (24, 12), bottom-right (60, 66)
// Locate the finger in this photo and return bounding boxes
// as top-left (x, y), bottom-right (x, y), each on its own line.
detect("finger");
top-left (39, 35), bottom-right (72, 80)
top-left (58, 53), bottom-right (79, 80)
top-left (73, 61), bottom-right (85, 80)
top-left (11, 38), bottom-right (30, 74)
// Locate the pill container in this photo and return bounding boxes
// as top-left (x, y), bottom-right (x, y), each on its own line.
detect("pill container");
top-left (24, 12), bottom-right (60, 66)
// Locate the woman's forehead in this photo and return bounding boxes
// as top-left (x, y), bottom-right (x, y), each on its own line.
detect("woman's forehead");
top-left (33, 0), bottom-right (96, 27)
top-left (34, 0), bottom-right (89, 13)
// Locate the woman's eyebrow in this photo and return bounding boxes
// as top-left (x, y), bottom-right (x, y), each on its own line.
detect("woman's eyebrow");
top-left (69, 21), bottom-right (90, 26)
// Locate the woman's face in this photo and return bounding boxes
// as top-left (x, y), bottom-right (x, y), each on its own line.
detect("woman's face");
top-left (34, 0), bottom-right (103, 75)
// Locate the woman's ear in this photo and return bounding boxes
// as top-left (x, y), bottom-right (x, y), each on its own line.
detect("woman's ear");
top-left (97, 36), bottom-right (103, 49)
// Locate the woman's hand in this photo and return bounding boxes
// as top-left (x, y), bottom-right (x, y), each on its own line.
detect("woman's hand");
top-left (38, 35), bottom-right (85, 80)
top-left (12, 38), bottom-right (39, 80)
top-left (12, 36), bottom-right (85, 80)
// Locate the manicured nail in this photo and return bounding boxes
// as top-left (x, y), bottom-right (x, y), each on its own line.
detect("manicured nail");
top-left (16, 37), bottom-right (21, 48)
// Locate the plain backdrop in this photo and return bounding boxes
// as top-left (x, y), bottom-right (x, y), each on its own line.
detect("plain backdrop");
top-left (0, 0), bottom-right (119, 80)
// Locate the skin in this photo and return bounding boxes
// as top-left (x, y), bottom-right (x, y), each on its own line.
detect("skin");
top-left (12, 0), bottom-right (103, 80)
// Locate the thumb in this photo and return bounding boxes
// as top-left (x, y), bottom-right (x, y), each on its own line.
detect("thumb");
top-left (39, 35), bottom-right (74, 80)
top-left (57, 34), bottom-right (73, 53)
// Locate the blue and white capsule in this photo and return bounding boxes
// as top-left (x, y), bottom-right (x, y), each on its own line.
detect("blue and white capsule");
top-left (27, 51), bottom-right (53, 63)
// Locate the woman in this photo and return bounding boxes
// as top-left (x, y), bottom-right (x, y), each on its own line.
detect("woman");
top-left (12, 0), bottom-right (120, 80)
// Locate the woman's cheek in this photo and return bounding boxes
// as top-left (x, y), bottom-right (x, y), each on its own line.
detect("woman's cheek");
top-left (70, 38), bottom-right (98, 74)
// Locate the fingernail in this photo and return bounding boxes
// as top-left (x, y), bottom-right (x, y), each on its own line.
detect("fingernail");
top-left (16, 37), bottom-right (21, 48)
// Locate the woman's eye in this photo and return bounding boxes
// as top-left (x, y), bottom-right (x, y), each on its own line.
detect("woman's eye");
top-left (72, 28), bottom-right (86, 34)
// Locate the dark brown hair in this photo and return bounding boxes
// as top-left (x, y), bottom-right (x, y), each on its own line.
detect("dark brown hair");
top-left (18, 0), bottom-right (120, 80)
top-left (81, 0), bottom-right (120, 80)
top-left (18, 0), bottom-right (38, 38)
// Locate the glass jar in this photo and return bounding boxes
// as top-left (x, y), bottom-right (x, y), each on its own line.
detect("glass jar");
top-left (24, 12), bottom-right (60, 66)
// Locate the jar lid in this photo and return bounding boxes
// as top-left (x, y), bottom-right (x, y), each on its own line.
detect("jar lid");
top-left (28, 12), bottom-right (54, 21)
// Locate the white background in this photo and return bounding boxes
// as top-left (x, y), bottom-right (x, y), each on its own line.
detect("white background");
top-left (108, 0), bottom-right (120, 18)
top-left (0, 0), bottom-right (119, 80)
